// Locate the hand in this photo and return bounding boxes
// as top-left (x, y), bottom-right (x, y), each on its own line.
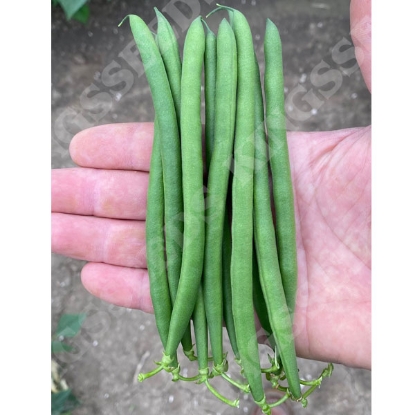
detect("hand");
top-left (52, 0), bottom-right (371, 371)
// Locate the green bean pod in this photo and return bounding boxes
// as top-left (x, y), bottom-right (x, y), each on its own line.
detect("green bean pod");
top-left (154, 8), bottom-right (181, 122)
top-left (164, 16), bottom-right (206, 358)
top-left (264, 19), bottom-right (298, 320)
top-left (203, 17), bottom-right (237, 369)
top-left (222, 206), bottom-right (239, 360)
top-left (252, 245), bottom-right (275, 350)
top-left (213, 7), bottom-right (265, 406)
top-left (193, 286), bottom-right (209, 372)
top-left (251, 55), bottom-right (275, 355)
top-left (155, 7), bottom-right (195, 360)
top-left (203, 21), bottom-right (217, 171)
top-left (253, 57), bottom-right (302, 399)
top-left (137, 120), bottom-right (180, 381)
top-left (122, 14), bottom-right (184, 376)
top-left (145, 120), bottom-right (175, 361)
top-left (124, 14), bottom-right (184, 331)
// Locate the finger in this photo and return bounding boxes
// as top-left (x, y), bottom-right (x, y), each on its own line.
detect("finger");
top-left (52, 168), bottom-right (148, 220)
top-left (350, 0), bottom-right (371, 92)
top-left (70, 122), bottom-right (154, 171)
top-left (52, 213), bottom-right (146, 268)
top-left (81, 262), bottom-right (153, 313)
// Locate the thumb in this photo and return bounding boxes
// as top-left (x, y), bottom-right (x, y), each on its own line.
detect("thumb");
top-left (350, 0), bottom-right (371, 92)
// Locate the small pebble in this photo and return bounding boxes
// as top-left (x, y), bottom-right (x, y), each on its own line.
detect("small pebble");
top-left (73, 53), bottom-right (86, 65)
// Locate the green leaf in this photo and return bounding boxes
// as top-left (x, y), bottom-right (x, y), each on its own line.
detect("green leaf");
top-left (72, 5), bottom-right (90, 24)
top-left (51, 340), bottom-right (73, 353)
top-left (52, 389), bottom-right (80, 415)
top-left (57, 0), bottom-right (89, 20)
top-left (54, 314), bottom-right (86, 338)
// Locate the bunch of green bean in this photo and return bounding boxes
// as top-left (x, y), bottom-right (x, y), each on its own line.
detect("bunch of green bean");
top-left (120, 5), bottom-right (333, 414)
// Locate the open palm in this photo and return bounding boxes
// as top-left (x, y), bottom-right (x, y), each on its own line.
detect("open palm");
top-left (52, 122), bottom-right (370, 369)
top-left (289, 126), bottom-right (370, 369)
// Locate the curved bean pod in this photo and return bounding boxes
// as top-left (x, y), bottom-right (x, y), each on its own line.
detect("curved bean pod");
top-left (253, 58), bottom-right (302, 399)
top-left (203, 21), bottom-right (217, 171)
top-left (203, 17), bottom-right (237, 369)
top-left (264, 18), bottom-right (298, 320)
top-left (124, 14), bottom-right (184, 334)
top-left (144, 120), bottom-right (177, 367)
top-left (164, 16), bottom-right (206, 359)
top-left (208, 6), bottom-right (266, 406)
top-left (155, 7), bottom-right (195, 361)
top-left (252, 244), bottom-right (275, 350)
top-left (121, 14), bottom-right (183, 377)
top-left (154, 8), bottom-right (182, 122)
top-left (222, 206), bottom-right (239, 360)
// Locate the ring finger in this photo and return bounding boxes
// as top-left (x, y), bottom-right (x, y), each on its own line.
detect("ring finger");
top-left (52, 212), bottom-right (146, 268)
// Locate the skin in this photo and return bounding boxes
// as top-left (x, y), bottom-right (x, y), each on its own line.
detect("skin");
top-left (51, 0), bottom-right (371, 371)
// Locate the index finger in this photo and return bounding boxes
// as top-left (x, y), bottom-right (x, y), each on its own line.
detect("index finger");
top-left (69, 122), bottom-right (154, 171)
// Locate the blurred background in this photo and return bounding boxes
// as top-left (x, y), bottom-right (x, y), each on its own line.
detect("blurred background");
top-left (51, 0), bottom-right (371, 414)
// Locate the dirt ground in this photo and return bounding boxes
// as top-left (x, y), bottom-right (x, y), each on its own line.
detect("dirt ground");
top-left (51, 0), bottom-right (371, 414)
